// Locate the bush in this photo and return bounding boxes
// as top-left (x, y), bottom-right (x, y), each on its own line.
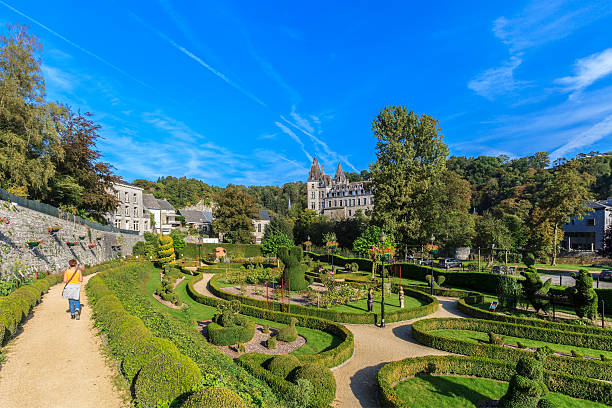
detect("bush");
top-left (277, 318), bottom-right (298, 342)
top-left (267, 337), bottom-right (277, 349)
top-left (278, 246), bottom-right (309, 291)
top-left (291, 364), bottom-right (335, 408)
top-left (116, 324), bottom-right (153, 358)
top-left (181, 387), bottom-right (247, 408)
top-left (135, 352), bottom-right (201, 408)
top-left (268, 354), bottom-right (300, 379)
top-left (262, 324), bottom-right (269, 334)
top-left (499, 357), bottom-right (547, 408)
top-left (207, 320), bottom-right (255, 346)
top-left (571, 350), bottom-right (583, 358)
top-left (488, 332), bottom-right (505, 346)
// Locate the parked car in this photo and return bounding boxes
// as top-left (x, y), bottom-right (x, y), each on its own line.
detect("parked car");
top-left (491, 265), bottom-right (515, 275)
top-left (418, 259), bottom-right (435, 266)
top-left (439, 258), bottom-right (462, 269)
top-left (600, 270), bottom-right (612, 282)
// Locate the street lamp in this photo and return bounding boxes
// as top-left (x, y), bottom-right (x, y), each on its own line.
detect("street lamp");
top-left (380, 232), bottom-right (386, 328)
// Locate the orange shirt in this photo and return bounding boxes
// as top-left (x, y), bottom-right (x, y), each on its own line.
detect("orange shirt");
top-left (64, 267), bottom-right (81, 284)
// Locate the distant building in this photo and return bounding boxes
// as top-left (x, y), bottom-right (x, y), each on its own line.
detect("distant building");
top-left (562, 199), bottom-right (612, 251)
top-left (107, 182), bottom-right (148, 234)
top-left (252, 209), bottom-right (270, 244)
top-left (178, 209), bottom-right (212, 235)
top-left (307, 154), bottom-right (374, 220)
top-left (143, 194), bottom-right (178, 235)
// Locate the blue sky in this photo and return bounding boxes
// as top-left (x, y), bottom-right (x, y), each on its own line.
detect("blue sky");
top-left (1, 1), bottom-right (612, 186)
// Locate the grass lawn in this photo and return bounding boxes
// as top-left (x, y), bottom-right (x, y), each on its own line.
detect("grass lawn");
top-left (329, 293), bottom-right (426, 314)
top-left (394, 375), bottom-right (606, 408)
top-left (431, 329), bottom-right (612, 359)
top-left (143, 268), bottom-right (340, 356)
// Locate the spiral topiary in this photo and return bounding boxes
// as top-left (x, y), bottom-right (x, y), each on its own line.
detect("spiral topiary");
top-left (181, 387), bottom-right (247, 408)
top-left (291, 364), bottom-right (336, 408)
top-left (135, 351), bottom-right (201, 408)
top-left (157, 235), bottom-right (176, 266)
top-left (267, 354), bottom-right (300, 379)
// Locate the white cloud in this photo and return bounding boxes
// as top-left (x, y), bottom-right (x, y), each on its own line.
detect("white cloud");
top-left (274, 121), bottom-right (312, 162)
top-left (467, 56), bottom-right (526, 100)
top-left (551, 114), bottom-right (612, 158)
top-left (41, 65), bottom-right (76, 93)
top-left (556, 48), bottom-right (612, 95)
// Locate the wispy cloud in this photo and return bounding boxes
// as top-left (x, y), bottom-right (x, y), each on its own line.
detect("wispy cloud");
top-left (556, 48), bottom-right (612, 96)
top-left (0, 0), bottom-right (154, 90)
top-left (551, 114), bottom-right (612, 158)
top-left (468, 56), bottom-right (527, 100)
top-left (274, 121), bottom-right (312, 162)
top-left (130, 12), bottom-right (266, 107)
top-left (41, 64), bottom-right (76, 93)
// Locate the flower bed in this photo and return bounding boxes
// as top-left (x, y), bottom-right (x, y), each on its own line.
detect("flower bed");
top-left (26, 239), bottom-right (43, 248)
top-left (377, 355), bottom-right (612, 407)
top-left (47, 226), bottom-right (61, 234)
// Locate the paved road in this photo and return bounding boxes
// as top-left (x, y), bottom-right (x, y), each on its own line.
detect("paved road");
top-left (539, 271), bottom-right (612, 289)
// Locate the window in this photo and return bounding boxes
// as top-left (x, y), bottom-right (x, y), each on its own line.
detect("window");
top-left (329, 201), bottom-right (332, 207)
top-left (114, 219), bottom-right (120, 228)
top-left (322, 201), bottom-right (325, 208)
top-left (133, 193), bottom-right (137, 203)
top-left (134, 221), bottom-right (139, 231)
top-left (124, 192), bottom-right (129, 202)
top-left (311, 203), bottom-right (315, 209)
top-left (311, 192), bottom-right (315, 199)
top-left (258, 224), bottom-right (261, 233)
top-left (134, 207), bottom-right (138, 217)
top-left (348, 209), bottom-right (352, 216)
top-left (125, 220), bottom-right (130, 229)
top-left (587, 219), bottom-right (595, 226)
top-left (334, 200), bottom-right (337, 207)
top-left (125, 206), bottom-right (129, 216)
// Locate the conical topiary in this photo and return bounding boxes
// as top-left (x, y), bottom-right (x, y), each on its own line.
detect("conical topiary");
top-left (157, 235), bottom-right (175, 266)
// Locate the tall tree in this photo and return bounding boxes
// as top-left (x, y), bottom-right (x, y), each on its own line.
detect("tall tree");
top-left (435, 170), bottom-right (474, 249)
top-left (0, 24), bottom-right (62, 196)
top-left (212, 185), bottom-right (257, 244)
top-left (369, 106), bottom-right (449, 251)
top-left (49, 110), bottom-right (119, 216)
top-left (539, 162), bottom-right (593, 265)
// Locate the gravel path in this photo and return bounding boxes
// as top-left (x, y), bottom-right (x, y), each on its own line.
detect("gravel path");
top-left (332, 297), bottom-right (470, 408)
top-left (193, 273), bottom-right (216, 297)
top-left (0, 274), bottom-right (125, 408)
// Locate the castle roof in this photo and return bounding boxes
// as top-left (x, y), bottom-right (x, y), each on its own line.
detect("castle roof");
top-left (308, 154), bottom-right (322, 182)
top-left (334, 161), bottom-right (346, 184)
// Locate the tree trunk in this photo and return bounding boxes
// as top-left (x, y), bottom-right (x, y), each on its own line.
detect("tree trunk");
top-left (552, 224), bottom-right (558, 266)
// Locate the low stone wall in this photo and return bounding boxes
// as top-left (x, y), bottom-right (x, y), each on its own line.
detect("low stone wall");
top-left (0, 199), bottom-right (143, 277)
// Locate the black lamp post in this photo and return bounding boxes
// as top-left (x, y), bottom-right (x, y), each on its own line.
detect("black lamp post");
top-left (380, 232), bottom-right (386, 328)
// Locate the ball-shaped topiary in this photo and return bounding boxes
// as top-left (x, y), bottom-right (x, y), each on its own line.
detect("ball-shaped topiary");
top-left (291, 364), bottom-right (336, 408)
top-left (181, 387), bottom-right (247, 408)
top-left (135, 351), bottom-right (201, 408)
top-left (122, 337), bottom-right (180, 382)
top-left (277, 318), bottom-right (298, 343)
top-left (267, 354), bottom-right (300, 379)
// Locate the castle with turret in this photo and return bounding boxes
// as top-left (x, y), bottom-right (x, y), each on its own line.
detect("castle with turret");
top-left (307, 154), bottom-right (374, 220)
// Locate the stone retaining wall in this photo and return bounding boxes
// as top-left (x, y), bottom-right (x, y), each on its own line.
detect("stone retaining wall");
top-left (0, 199), bottom-right (143, 277)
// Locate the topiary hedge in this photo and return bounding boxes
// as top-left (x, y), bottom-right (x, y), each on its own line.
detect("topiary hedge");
top-left (135, 352), bottom-right (201, 408)
top-left (181, 387), bottom-right (248, 408)
top-left (276, 317), bottom-right (298, 342)
top-left (122, 337), bottom-right (180, 382)
top-left (377, 355), bottom-right (612, 407)
top-left (207, 319), bottom-right (256, 346)
top-left (291, 363), bottom-right (336, 408)
top-left (412, 318), bottom-right (612, 381)
top-left (267, 354), bottom-right (300, 379)
top-left (187, 274), bottom-right (354, 368)
top-left (207, 272), bottom-right (438, 324)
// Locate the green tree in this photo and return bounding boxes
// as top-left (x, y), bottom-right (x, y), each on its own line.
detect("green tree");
top-left (538, 162), bottom-right (593, 265)
top-left (369, 106), bottom-right (449, 250)
top-left (473, 213), bottom-right (512, 256)
top-left (602, 224), bottom-right (612, 258)
top-left (212, 186), bottom-right (257, 244)
top-left (435, 171), bottom-right (474, 249)
top-left (261, 231), bottom-right (293, 257)
top-left (263, 216), bottom-right (294, 242)
top-left (169, 230), bottom-right (186, 258)
top-left (520, 270), bottom-right (552, 313)
top-left (497, 275), bottom-right (522, 310)
top-left (0, 24), bottom-right (62, 197)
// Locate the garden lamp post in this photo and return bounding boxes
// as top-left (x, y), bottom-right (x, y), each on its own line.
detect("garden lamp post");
top-left (380, 232), bottom-right (386, 328)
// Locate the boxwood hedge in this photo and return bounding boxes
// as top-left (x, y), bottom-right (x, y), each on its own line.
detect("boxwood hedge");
top-left (207, 319), bottom-right (256, 346)
top-left (412, 317), bottom-right (612, 381)
top-left (207, 272), bottom-right (438, 324)
top-left (377, 355), bottom-right (612, 407)
top-left (181, 387), bottom-right (248, 408)
top-left (187, 273), bottom-right (354, 368)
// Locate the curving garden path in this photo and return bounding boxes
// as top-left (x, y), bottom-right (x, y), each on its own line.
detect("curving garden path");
top-left (332, 297), bottom-right (470, 408)
top-left (0, 274), bottom-right (125, 408)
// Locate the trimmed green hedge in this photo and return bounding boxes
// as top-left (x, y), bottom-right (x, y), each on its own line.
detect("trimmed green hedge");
top-left (305, 251), bottom-right (373, 272)
top-left (377, 355), bottom-right (612, 407)
top-left (291, 363), bottom-right (336, 408)
top-left (267, 354), bottom-right (300, 378)
top-left (187, 274), bottom-right (353, 368)
top-left (87, 272), bottom-right (204, 408)
top-left (237, 354), bottom-right (298, 402)
top-left (457, 297), bottom-right (612, 336)
top-left (181, 387), bottom-right (248, 408)
top-left (208, 272), bottom-right (438, 324)
top-left (208, 319), bottom-right (256, 346)
top-left (412, 318), bottom-right (612, 381)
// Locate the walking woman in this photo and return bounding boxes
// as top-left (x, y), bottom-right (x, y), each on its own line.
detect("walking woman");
top-left (62, 259), bottom-right (82, 320)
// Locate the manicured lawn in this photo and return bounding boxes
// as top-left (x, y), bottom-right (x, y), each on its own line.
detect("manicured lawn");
top-left (394, 375), bottom-right (606, 408)
top-left (329, 293), bottom-right (425, 314)
top-left (143, 268), bottom-right (340, 356)
top-left (430, 329), bottom-right (612, 359)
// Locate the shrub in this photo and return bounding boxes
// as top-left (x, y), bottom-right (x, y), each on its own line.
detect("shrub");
top-left (207, 320), bottom-right (255, 346)
top-left (122, 335), bottom-right (180, 382)
top-left (499, 357), bottom-right (548, 408)
top-left (488, 332), bottom-right (505, 346)
top-left (181, 387), bottom-right (247, 408)
top-left (262, 324), bottom-right (269, 334)
top-left (286, 378), bottom-right (314, 408)
top-left (116, 324), bottom-right (153, 358)
top-left (278, 246), bottom-right (309, 291)
top-left (566, 269), bottom-right (598, 319)
top-left (523, 253), bottom-right (536, 267)
top-left (277, 317), bottom-right (298, 342)
top-left (135, 352), bottom-right (201, 408)
top-left (267, 337), bottom-right (277, 349)
top-left (291, 364), bottom-right (335, 408)
top-left (571, 350), bottom-right (583, 358)
top-left (268, 354), bottom-right (300, 379)
top-left (237, 343), bottom-right (245, 353)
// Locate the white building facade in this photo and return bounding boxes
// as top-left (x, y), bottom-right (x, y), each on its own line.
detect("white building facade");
top-left (107, 182), bottom-right (148, 234)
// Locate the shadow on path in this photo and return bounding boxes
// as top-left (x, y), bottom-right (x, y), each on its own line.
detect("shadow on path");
top-left (349, 362), bottom-right (387, 408)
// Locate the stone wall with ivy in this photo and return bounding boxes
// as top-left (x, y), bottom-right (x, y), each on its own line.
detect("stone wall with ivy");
top-left (0, 199), bottom-right (143, 278)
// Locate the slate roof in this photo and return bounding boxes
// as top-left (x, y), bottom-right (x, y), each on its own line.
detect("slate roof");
top-left (179, 209), bottom-right (211, 224)
top-left (142, 193), bottom-right (161, 209)
top-left (157, 199), bottom-right (175, 211)
top-left (258, 209), bottom-right (270, 221)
